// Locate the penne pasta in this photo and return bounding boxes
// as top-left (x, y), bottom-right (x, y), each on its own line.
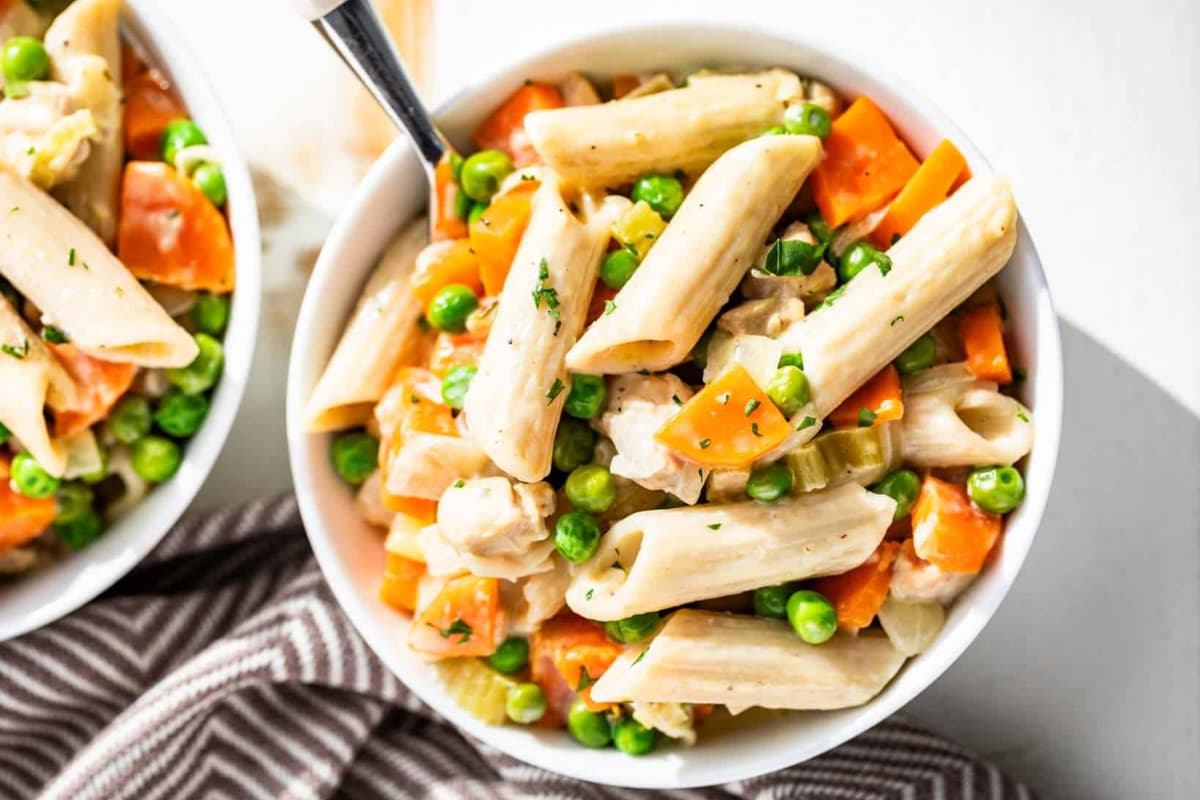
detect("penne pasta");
top-left (567, 133), bottom-right (822, 374)
top-left (589, 610), bottom-right (906, 710)
top-left (0, 297), bottom-right (78, 476)
top-left (525, 70), bottom-right (801, 187)
top-left (565, 482), bottom-right (895, 620)
top-left (0, 166), bottom-right (198, 367)
top-left (900, 362), bottom-right (1035, 467)
top-left (777, 174), bottom-right (1018, 417)
top-left (464, 178), bottom-right (627, 482)
top-left (306, 219), bottom-right (430, 431)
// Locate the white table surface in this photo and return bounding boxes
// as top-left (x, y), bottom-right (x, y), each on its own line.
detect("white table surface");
top-left (154, 1), bottom-right (1200, 796)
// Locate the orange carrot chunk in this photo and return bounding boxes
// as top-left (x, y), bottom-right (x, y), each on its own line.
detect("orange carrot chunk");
top-left (428, 332), bottom-right (486, 378)
top-left (828, 364), bottom-right (904, 429)
top-left (960, 303), bottom-right (1012, 384)
top-left (377, 368), bottom-right (459, 512)
top-left (533, 612), bottom-right (622, 711)
top-left (378, 553), bottom-right (427, 612)
top-left (48, 343), bottom-right (138, 437)
top-left (869, 139), bottom-right (969, 248)
top-left (409, 239), bottom-right (482, 307)
top-left (473, 82), bottom-right (564, 167)
top-left (470, 186), bottom-right (535, 295)
top-left (912, 476), bottom-right (1002, 573)
top-left (811, 97), bottom-right (920, 227)
top-left (812, 541), bottom-right (900, 630)
top-left (432, 152), bottom-right (468, 242)
top-left (410, 574), bottom-right (501, 658)
top-left (0, 454), bottom-right (57, 552)
top-left (656, 365), bottom-right (792, 468)
top-left (117, 162), bottom-right (236, 293)
top-left (123, 68), bottom-right (187, 161)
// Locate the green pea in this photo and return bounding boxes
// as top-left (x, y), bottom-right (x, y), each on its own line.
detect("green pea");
top-left (330, 431), bottom-right (379, 485)
top-left (746, 463), bottom-right (793, 503)
top-left (753, 584), bottom-right (792, 619)
top-left (0, 421), bottom-right (10, 446)
top-left (967, 466), bottom-right (1025, 514)
top-left (804, 211), bottom-right (834, 244)
top-left (505, 683), bottom-right (547, 725)
top-left (131, 436), bottom-right (182, 483)
top-left (426, 284), bottom-right (478, 333)
top-left (871, 469), bottom-right (921, 521)
top-left (459, 149), bottom-right (513, 202)
top-left (567, 700), bottom-right (612, 748)
top-left (564, 464), bottom-right (616, 513)
top-left (786, 589), bottom-right (838, 644)
top-left (564, 374), bottom-right (607, 420)
top-left (105, 395), bottom-right (152, 444)
top-left (41, 324), bottom-right (68, 344)
top-left (154, 390), bottom-right (209, 438)
top-left (9, 452), bottom-right (59, 499)
top-left (161, 119), bottom-right (208, 165)
top-left (838, 242), bottom-right (892, 283)
top-left (166, 333), bottom-right (224, 395)
top-left (894, 333), bottom-right (936, 376)
top-left (489, 636), bottom-right (530, 674)
top-left (56, 508), bottom-right (103, 550)
top-left (440, 364), bottom-right (477, 410)
top-left (778, 351), bottom-right (804, 370)
top-left (553, 511), bottom-right (602, 564)
top-left (783, 103), bottom-right (832, 138)
top-left (2, 36), bottom-right (49, 83)
top-left (191, 163), bottom-right (227, 207)
top-left (54, 482), bottom-right (94, 525)
top-left (552, 418), bottom-right (596, 473)
top-left (600, 249), bottom-right (639, 289)
top-left (759, 125), bottom-right (787, 137)
top-left (190, 292), bottom-right (231, 336)
top-left (453, 182), bottom-right (475, 221)
top-left (604, 612), bottom-right (659, 644)
top-left (631, 173), bottom-right (685, 219)
top-left (612, 718), bottom-right (657, 755)
top-left (766, 366), bottom-right (811, 416)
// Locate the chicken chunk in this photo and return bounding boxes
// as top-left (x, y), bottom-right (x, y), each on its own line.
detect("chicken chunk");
top-left (594, 374), bottom-right (707, 504)
top-left (382, 432), bottom-right (493, 500)
top-left (501, 557), bottom-right (572, 635)
top-left (717, 296), bottom-right (806, 338)
top-left (432, 477), bottom-right (558, 580)
top-left (890, 539), bottom-right (975, 606)
top-left (631, 702), bottom-right (697, 746)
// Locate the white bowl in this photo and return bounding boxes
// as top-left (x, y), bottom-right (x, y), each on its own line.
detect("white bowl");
top-left (0, 0), bottom-right (261, 641)
top-left (287, 22), bottom-right (1062, 789)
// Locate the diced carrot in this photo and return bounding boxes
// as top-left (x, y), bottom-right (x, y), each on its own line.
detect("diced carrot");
top-left (959, 303), bottom-right (1012, 384)
top-left (811, 97), bottom-right (920, 227)
top-left (532, 612), bottom-right (622, 711)
top-left (117, 162), bottom-right (236, 293)
top-left (470, 188), bottom-right (535, 295)
top-left (473, 82), bottom-right (565, 167)
top-left (0, 454), bottom-right (56, 552)
top-left (611, 74), bottom-right (640, 99)
top-left (912, 476), bottom-right (1002, 573)
top-left (48, 343), bottom-right (138, 437)
top-left (123, 68), bottom-right (187, 161)
top-left (812, 541), bottom-right (900, 630)
top-left (378, 553), bottom-right (426, 612)
top-left (869, 140), bottom-right (968, 248)
top-left (585, 282), bottom-right (617, 326)
top-left (428, 333), bottom-right (486, 378)
top-left (410, 575), bottom-right (502, 658)
top-left (381, 494), bottom-right (438, 522)
top-left (432, 152), bottom-right (468, 242)
top-left (410, 239), bottom-right (482, 308)
top-left (828, 364), bottom-right (904, 429)
top-left (655, 365), bottom-right (792, 468)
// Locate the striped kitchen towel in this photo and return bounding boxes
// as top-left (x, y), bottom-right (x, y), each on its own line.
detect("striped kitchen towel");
top-left (0, 493), bottom-right (1034, 800)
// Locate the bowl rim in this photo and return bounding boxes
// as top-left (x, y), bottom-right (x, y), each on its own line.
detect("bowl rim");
top-left (0, 0), bottom-right (262, 641)
top-left (287, 19), bottom-right (1063, 787)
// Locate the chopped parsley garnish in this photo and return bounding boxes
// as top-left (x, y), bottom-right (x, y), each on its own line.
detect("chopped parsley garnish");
top-left (876, 253), bottom-right (893, 276)
top-left (576, 666), bottom-right (598, 691)
top-left (531, 259), bottom-right (560, 316)
top-left (1017, 409), bottom-right (1030, 423)
top-left (706, 523), bottom-right (722, 530)
top-left (858, 408), bottom-right (877, 427)
top-left (632, 647), bottom-right (649, 666)
top-left (797, 416), bottom-right (818, 432)
top-left (585, 588), bottom-right (594, 601)
top-left (433, 619), bottom-right (473, 644)
top-left (671, 394), bottom-right (683, 406)
top-left (41, 325), bottom-right (68, 344)
top-left (818, 285), bottom-right (845, 310)
top-left (762, 237), bottom-right (824, 276)
top-left (750, 422), bottom-right (762, 437)
top-left (604, 299), bottom-right (617, 315)
top-left (67, 248), bottom-right (76, 266)
top-left (744, 398), bottom-right (760, 417)
top-left (1, 339), bottom-right (29, 359)
top-left (698, 438), bottom-right (712, 450)
top-left (452, 479), bottom-right (465, 489)
top-left (890, 315), bottom-right (904, 327)
top-left (716, 391), bottom-right (731, 405)
top-left (545, 378), bottom-right (565, 403)
top-left (610, 560), bottom-right (626, 573)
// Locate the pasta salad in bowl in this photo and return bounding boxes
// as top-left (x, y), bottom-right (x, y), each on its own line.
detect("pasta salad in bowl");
top-left (289, 23), bottom-right (1060, 787)
top-left (0, 0), bottom-right (258, 639)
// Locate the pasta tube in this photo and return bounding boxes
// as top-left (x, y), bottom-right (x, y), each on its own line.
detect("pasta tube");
top-left (464, 178), bottom-right (626, 482)
top-left (0, 298), bottom-right (77, 476)
top-left (565, 482), bottom-right (894, 620)
top-left (0, 167), bottom-right (198, 367)
top-left (778, 174), bottom-right (1018, 417)
top-left (901, 362), bottom-right (1034, 467)
top-left (306, 219), bottom-right (429, 431)
top-left (589, 610), bottom-right (906, 710)
top-left (525, 70), bottom-right (802, 186)
top-left (567, 134), bottom-right (822, 374)
top-left (44, 0), bottom-right (123, 245)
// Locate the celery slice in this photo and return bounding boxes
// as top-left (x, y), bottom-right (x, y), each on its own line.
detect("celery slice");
top-left (436, 658), bottom-right (518, 725)
top-left (786, 422), bottom-right (902, 494)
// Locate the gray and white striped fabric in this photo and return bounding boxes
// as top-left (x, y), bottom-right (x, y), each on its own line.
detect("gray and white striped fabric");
top-left (0, 494), bottom-right (1034, 799)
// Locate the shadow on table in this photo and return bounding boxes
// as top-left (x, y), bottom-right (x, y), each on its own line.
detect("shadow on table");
top-left (907, 319), bottom-right (1200, 799)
